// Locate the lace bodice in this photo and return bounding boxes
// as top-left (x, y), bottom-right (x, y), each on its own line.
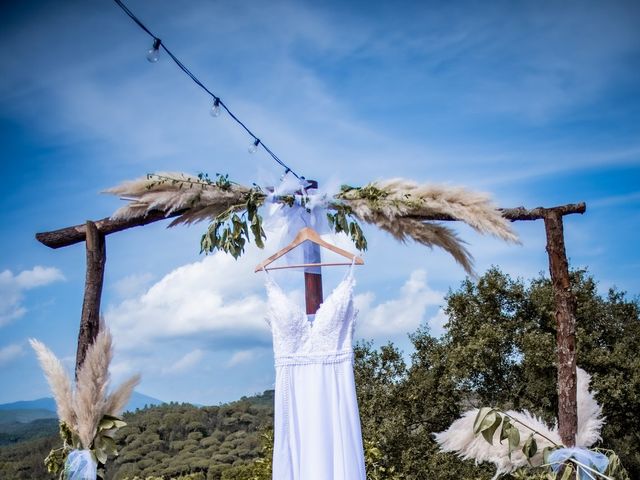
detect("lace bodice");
top-left (264, 267), bottom-right (357, 362)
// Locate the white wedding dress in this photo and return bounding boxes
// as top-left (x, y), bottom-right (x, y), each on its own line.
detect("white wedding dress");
top-left (264, 264), bottom-right (367, 480)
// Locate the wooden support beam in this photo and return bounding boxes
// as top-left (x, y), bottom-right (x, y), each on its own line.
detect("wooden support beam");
top-left (35, 203), bottom-right (586, 250)
top-left (75, 221), bottom-right (106, 378)
top-left (303, 226), bottom-right (324, 315)
top-left (543, 210), bottom-right (578, 447)
top-left (36, 210), bottom-right (185, 249)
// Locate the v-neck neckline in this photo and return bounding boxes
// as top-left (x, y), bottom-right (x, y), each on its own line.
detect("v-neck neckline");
top-left (265, 266), bottom-right (354, 329)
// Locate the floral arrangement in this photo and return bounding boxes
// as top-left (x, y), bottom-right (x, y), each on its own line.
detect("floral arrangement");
top-left (435, 368), bottom-right (630, 479)
top-left (30, 326), bottom-right (140, 479)
top-left (105, 173), bottom-right (519, 274)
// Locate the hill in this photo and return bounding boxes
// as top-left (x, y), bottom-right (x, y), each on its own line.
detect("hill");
top-left (0, 390), bottom-right (275, 480)
top-left (0, 391), bottom-right (163, 415)
top-left (0, 408), bottom-right (57, 424)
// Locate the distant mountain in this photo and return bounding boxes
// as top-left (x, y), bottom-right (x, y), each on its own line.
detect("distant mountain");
top-left (0, 409), bottom-right (56, 424)
top-left (0, 397), bottom-right (56, 412)
top-left (124, 391), bottom-right (164, 411)
top-left (0, 391), bottom-right (163, 418)
top-left (0, 389), bottom-right (276, 479)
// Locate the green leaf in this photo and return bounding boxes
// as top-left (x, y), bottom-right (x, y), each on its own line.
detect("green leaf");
top-left (473, 407), bottom-right (495, 434)
top-left (560, 464), bottom-right (574, 480)
top-left (94, 446), bottom-right (108, 465)
top-left (98, 418), bottom-right (114, 431)
top-left (481, 414), bottom-right (502, 444)
top-left (522, 434), bottom-right (537, 459)
top-left (327, 213), bottom-right (335, 227)
top-left (507, 424), bottom-right (520, 452)
top-left (500, 418), bottom-right (511, 444)
top-left (338, 213), bottom-right (349, 232)
top-left (101, 436), bottom-right (117, 456)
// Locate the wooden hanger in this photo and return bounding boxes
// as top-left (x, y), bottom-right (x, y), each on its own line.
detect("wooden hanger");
top-left (254, 227), bottom-right (364, 272)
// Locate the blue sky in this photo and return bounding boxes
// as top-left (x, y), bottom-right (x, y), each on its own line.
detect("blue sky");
top-left (0, 0), bottom-right (639, 405)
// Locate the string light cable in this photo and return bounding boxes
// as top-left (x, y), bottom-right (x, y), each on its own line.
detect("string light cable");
top-left (111, 0), bottom-right (302, 181)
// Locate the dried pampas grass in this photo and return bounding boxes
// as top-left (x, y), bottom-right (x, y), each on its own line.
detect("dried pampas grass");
top-left (339, 179), bottom-right (519, 244)
top-left (30, 339), bottom-right (76, 428)
top-left (105, 173), bottom-right (520, 274)
top-left (30, 326), bottom-right (140, 449)
top-left (104, 172), bottom-right (250, 226)
top-left (365, 215), bottom-right (474, 274)
top-left (434, 367), bottom-right (603, 479)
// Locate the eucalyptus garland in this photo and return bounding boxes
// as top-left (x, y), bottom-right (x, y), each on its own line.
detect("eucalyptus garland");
top-left (326, 204), bottom-right (367, 251)
top-left (149, 173), bottom-right (370, 258)
top-left (200, 184), bottom-right (267, 258)
top-left (106, 173), bottom-right (519, 273)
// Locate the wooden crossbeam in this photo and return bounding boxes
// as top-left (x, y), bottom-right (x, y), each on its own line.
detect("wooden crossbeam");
top-left (34, 203), bottom-right (586, 249)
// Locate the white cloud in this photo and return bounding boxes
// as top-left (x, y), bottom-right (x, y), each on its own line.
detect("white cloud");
top-left (355, 270), bottom-right (445, 339)
top-left (14, 266), bottom-right (65, 289)
top-left (227, 349), bottom-right (257, 368)
top-left (0, 266), bottom-right (65, 327)
top-left (105, 241), bottom-right (276, 351)
top-left (112, 272), bottom-right (155, 299)
top-left (427, 308), bottom-right (450, 338)
top-left (0, 343), bottom-right (25, 367)
top-left (163, 349), bottom-right (205, 374)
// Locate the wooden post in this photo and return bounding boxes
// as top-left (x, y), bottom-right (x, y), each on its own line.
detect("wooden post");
top-left (303, 181), bottom-right (323, 314)
top-left (543, 210), bottom-right (577, 447)
top-left (304, 243), bottom-right (323, 315)
top-left (75, 221), bottom-right (106, 377)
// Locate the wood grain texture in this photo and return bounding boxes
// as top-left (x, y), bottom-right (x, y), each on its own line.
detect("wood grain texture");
top-left (75, 221), bottom-right (106, 378)
top-left (544, 210), bottom-right (578, 447)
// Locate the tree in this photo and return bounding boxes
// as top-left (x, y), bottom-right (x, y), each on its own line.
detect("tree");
top-left (353, 267), bottom-right (640, 478)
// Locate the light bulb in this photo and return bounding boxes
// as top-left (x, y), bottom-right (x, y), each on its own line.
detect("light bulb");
top-left (146, 38), bottom-right (161, 63)
top-left (248, 139), bottom-right (260, 154)
top-left (210, 98), bottom-right (221, 117)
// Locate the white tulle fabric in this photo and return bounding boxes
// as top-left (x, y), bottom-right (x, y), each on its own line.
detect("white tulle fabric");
top-left (264, 265), bottom-right (366, 480)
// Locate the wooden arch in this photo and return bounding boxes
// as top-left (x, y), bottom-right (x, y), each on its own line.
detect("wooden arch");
top-left (36, 199), bottom-right (586, 447)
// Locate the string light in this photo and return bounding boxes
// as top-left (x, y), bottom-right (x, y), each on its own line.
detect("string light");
top-left (111, 0), bottom-right (302, 180)
top-left (248, 139), bottom-right (260, 154)
top-left (210, 97), bottom-right (221, 117)
top-left (146, 38), bottom-right (161, 63)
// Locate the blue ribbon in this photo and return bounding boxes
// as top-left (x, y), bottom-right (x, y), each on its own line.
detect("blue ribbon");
top-left (548, 447), bottom-right (609, 480)
top-left (65, 449), bottom-right (97, 480)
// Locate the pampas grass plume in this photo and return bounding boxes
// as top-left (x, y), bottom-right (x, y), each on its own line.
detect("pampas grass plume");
top-left (30, 325), bottom-right (140, 449)
top-left (29, 339), bottom-right (76, 430)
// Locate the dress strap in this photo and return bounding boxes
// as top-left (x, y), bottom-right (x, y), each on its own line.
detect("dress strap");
top-left (341, 256), bottom-right (357, 283)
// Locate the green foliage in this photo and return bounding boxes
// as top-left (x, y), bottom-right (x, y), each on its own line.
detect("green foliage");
top-left (44, 421), bottom-right (74, 476)
top-left (0, 417), bottom-right (58, 446)
top-left (200, 185), bottom-right (266, 259)
top-left (364, 439), bottom-right (401, 480)
top-left (106, 391), bottom-right (273, 480)
top-left (327, 204), bottom-right (367, 251)
top-left (602, 449), bottom-right (631, 480)
top-left (472, 408), bottom-right (559, 464)
top-left (338, 183), bottom-right (389, 206)
top-left (353, 267), bottom-right (639, 479)
top-left (43, 415), bottom-right (128, 479)
top-left (145, 173), bottom-right (232, 192)
top-left (0, 435), bottom-right (58, 479)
